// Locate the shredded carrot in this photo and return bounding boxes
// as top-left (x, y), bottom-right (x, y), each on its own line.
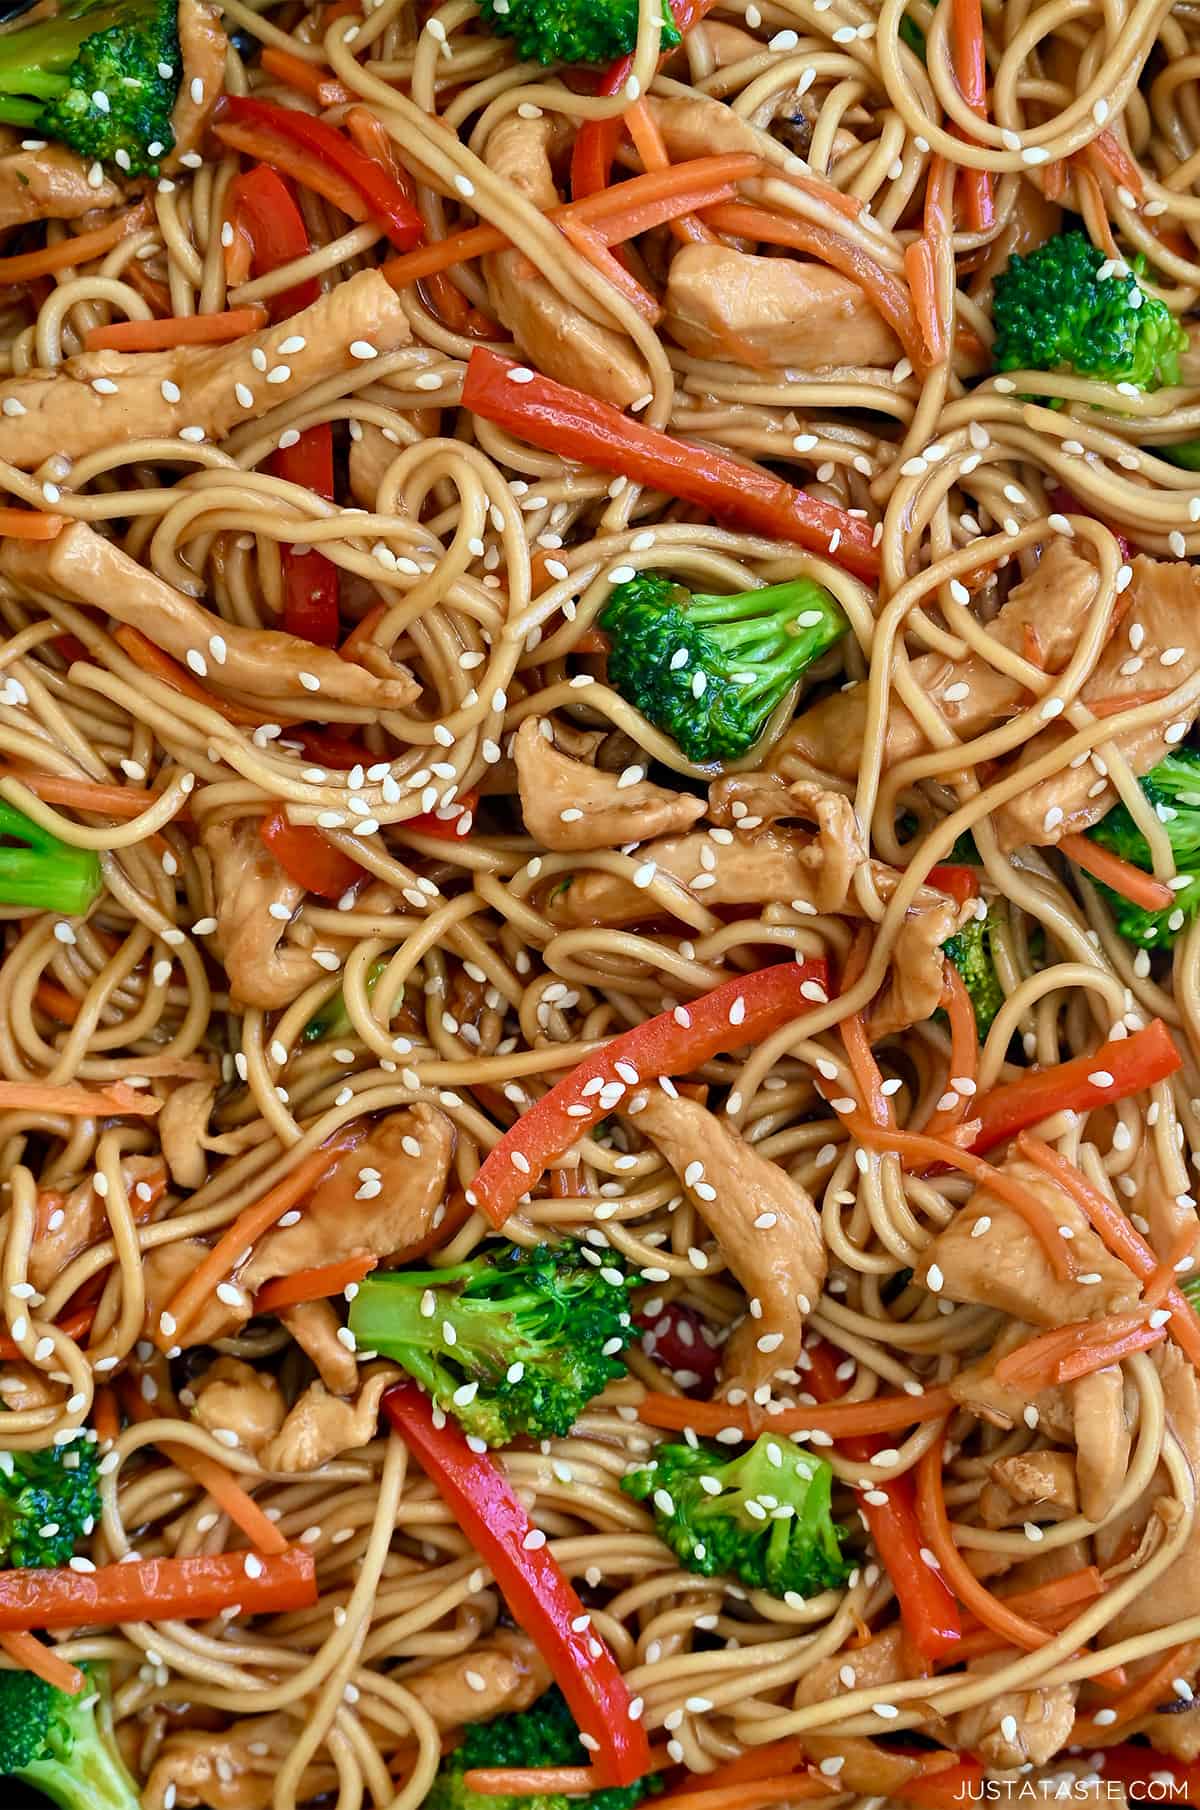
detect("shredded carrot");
top-left (1043, 158), bottom-right (1069, 202)
top-left (904, 235), bottom-right (946, 371)
top-left (839, 931), bottom-right (893, 1128)
top-left (624, 97), bottom-right (714, 244)
top-left (1075, 162), bottom-right (1123, 260)
top-left (122, 1379), bottom-right (288, 1554)
top-left (158, 1137), bottom-right (355, 1347)
top-left (990, 1566), bottom-right (1106, 1625)
top-left (1017, 1133), bottom-right (1200, 1370)
top-left (1088, 689), bottom-right (1172, 718)
top-left (260, 44), bottom-right (355, 106)
top-left (948, 0), bottom-right (994, 230)
top-left (468, 1758), bottom-right (677, 1798)
top-left (0, 199), bottom-right (152, 285)
top-left (654, 1777), bottom-right (835, 1808)
top-left (84, 305), bottom-right (266, 353)
top-left (1055, 1320), bottom-right (1166, 1381)
top-left (637, 1380), bottom-right (957, 1441)
top-left (0, 768), bottom-right (174, 821)
top-left (213, 121), bottom-right (370, 221)
top-left (995, 1311), bottom-right (1163, 1389)
top-left (0, 1079), bottom-right (160, 1118)
top-left (0, 1629), bottom-right (84, 1695)
top-left (34, 979), bottom-right (83, 1024)
top-left (675, 1742), bottom-right (812, 1791)
top-left (1086, 128), bottom-right (1145, 200)
top-left (704, 200), bottom-right (932, 377)
top-left (0, 508), bottom-right (64, 540)
top-left (558, 214), bottom-right (662, 321)
top-left (0, 1303), bottom-right (95, 1360)
top-left (254, 1253), bottom-right (377, 1315)
top-left (112, 625), bottom-right (296, 730)
top-left (925, 960), bottom-right (980, 1140)
top-left (1074, 1641), bottom-right (1200, 1740)
top-left (1057, 831), bottom-right (1176, 912)
top-left (92, 1384), bottom-right (120, 1447)
top-left (1146, 1222), bottom-right (1200, 1308)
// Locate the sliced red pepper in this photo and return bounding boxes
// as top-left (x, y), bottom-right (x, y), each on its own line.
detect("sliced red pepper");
top-left (1085, 1744), bottom-right (1200, 1800)
top-left (804, 1341), bottom-right (961, 1662)
top-left (259, 810), bottom-right (363, 900)
top-left (400, 789), bottom-right (480, 840)
top-left (571, 0), bottom-right (717, 198)
top-left (0, 1546), bottom-right (316, 1629)
top-left (892, 1761), bottom-right (985, 1808)
top-left (224, 166), bottom-right (319, 319)
top-left (292, 725), bottom-right (373, 770)
top-left (469, 957), bottom-right (830, 1227)
top-left (217, 97), bottom-right (424, 250)
top-left (461, 349), bottom-right (880, 580)
top-left (382, 1381), bottom-right (651, 1789)
top-left (969, 1017), bottom-right (1181, 1155)
top-left (272, 424), bottom-right (340, 646)
top-left (926, 863), bottom-right (980, 905)
top-left (636, 1300), bottom-right (721, 1394)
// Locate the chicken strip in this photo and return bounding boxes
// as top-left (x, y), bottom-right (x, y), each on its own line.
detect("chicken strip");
top-left (1073, 1363), bottom-right (1131, 1523)
top-left (952, 1656), bottom-right (1077, 1769)
top-left (143, 1716), bottom-right (335, 1810)
top-left (204, 817), bottom-right (324, 1011)
top-left (483, 115), bottom-right (649, 408)
top-left (260, 1366), bottom-right (397, 1472)
top-left (794, 1627), bottom-right (906, 1708)
top-left (28, 1154), bottom-right (164, 1293)
top-left (0, 268), bottom-right (410, 470)
top-left (279, 1298), bottom-right (359, 1395)
top-left (666, 244), bottom-right (901, 369)
top-left (0, 521), bottom-right (418, 713)
top-left (514, 716), bottom-right (704, 852)
top-left (628, 1089), bottom-right (825, 1397)
top-left (979, 1451), bottom-right (1079, 1527)
top-left (404, 1634), bottom-right (552, 1731)
top-left (189, 1356), bottom-right (286, 1456)
top-left (772, 540), bottom-right (1101, 783)
top-left (917, 1155), bottom-right (1141, 1325)
top-left (167, 0), bottom-right (226, 165)
top-left (994, 556), bottom-right (1200, 849)
top-left (0, 131), bottom-right (121, 231)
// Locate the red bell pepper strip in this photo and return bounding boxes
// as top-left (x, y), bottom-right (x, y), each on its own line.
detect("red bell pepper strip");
top-left (224, 165), bottom-right (319, 319)
top-left (216, 97), bottom-right (424, 250)
top-left (968, 1017), bottom-right (1181, 1156)
top-left (292, 724), bottom-right (372, 770)
top-left (1084, 1745), bottom-right (1200, 1801)
top-left (570, 0), bottom-right (718, 199)
top-left (803, 1340), bottom-right (961, 1662)
top-left (469, 957), bottom-right (830, 1227)
top-left (273, 425), bottom-right (340, 646)
top-left (636, 1300), bottom-right (722, 1394)
top-left (892, 1761), bottom-right (986, 1808)
top-left (461, 349), bottom-right (880, 580)
top-left (0, 1546), bottom-right (316, 1629)
top-left (259, 810), bottom-right (364, 900)
top-left (382, 1381), bottom-right (651, 1789)
top-left (925, 863), bottom-right (979, 905)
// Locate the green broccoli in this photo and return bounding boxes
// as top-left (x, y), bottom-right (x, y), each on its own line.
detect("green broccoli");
top-left (302, 956), bottom-right (391, 1043)
top-left (943, 908), bottom-right (1006, 1040)
top-left (0, 1439), bottom-right (100, 1570)
top-left (0, 1665), bottom-right (139, 1810)
top-left (475, 0), bottom-right (679, 64)
top-left (347, 1241), bottom-right (637, 1446)
top-left (0, 0), bottom-right (180, 175)
top-left (1159, 440), bottom-right (1200, 471)
top-left (0, 800), bottom-right (102, 918)
top-left (992, 231), bottom-right (1187, 394)
top-left (600, 571), bottom-right (848, 765)
top-left (1084, 748), bottom-right (1200, 949)
top-left (621, 1433), bottom-right (852, 1600)
top-left (1183, 1273), bottom-right (1200, 1313)
top-left (428, 1686), bottom-right (661, 1810)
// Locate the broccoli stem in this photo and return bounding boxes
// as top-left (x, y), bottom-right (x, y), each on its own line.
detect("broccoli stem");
top-left (1160, 440), bottom-right (1200, 471)
top-left (0, 800), bottom-right (102, 916)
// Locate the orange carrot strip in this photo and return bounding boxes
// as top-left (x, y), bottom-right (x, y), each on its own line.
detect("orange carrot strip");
top-left (34, 979), bottom-right (83, 1024)
top-left (260, 44), bottom-right (355, 106)
top-left (1087, 129), bottom-right (1145, 200)
top-left (949, 0), bottom-right (994, 231)
top-left (0, 1303), bottom-right (95, 1360)
top-left (112, 625), bottom-right (296, 730)
top-left (1058, 832), bottom-right (1176, 912)
top-left (0, 769), bottom-right (171, 820)
top-left (637, 1380), bottom-right (957, 1442)
top-left (91, 1384), bottom-right (120, 1446)
top-left (675, 1743), bottom-right (812, 1792)
top-left (0, 1629), bottom-right (84, 1694)
top-left (158, 1137), bottom-right (355, 1346)
top-left (0, 509), bottom-right (64, 540)
top-left (84, 306), bottom-right (266, 353)
top-left (558, 214), bottom-right (661, 320)
top-left (1054, 1321), bottom-right (1165, 1382)
top-left (253, 1253), bottom-right (377, 1315)
top-left (467, 1755), bottom-right (677, 1797)
top-left (839, 931), bottom-right (893, 1128)
top-left (1145, 1223), bottom-right (1200, 1308)
top-left (0, 1080), bottom-right (160, 1118)
top-left (0, 200), bottom-right (152, 285)
top-left (1075, 163), bottom-right (1122, 260)
top-left (1074, 1642), bottom-right (1200, 1740)
top-left (925, 961), bottom-right (980, 1140)
top-left (904, 235), bottom-right (946, 370)
top-left (122, 1382), bottom-right (288, 1554)
top-left (995, 1312), bottom-right (1161, 1390)
top-left (1088, 690), bottom-right (1171, 718)
top-left (1043, 159), bottom-right (1069, 202)
top-left (1017, 1133), bottom-right (1200, 1370)
top-left (624, 97), bottom-right (715, 244)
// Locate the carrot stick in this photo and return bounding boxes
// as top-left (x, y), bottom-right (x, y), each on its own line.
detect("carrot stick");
top-left (1145, 1223), bottom-right (1200, 1308)
top-left (675, 1742), bottom-right (813, 1792)
top-left (1074, 1642), bottom-right (1200, 1740)
top-left (122, 1380), bottom-right (288, 1554)
top-left (0, 509), bottom-right (64, 540)
top-left (624, 97), bottom-right (714, 245)
top-left (0, 1303), bottom-right (95, 1360)
top-left (260, 44), bottom-right (355, 106)
top-left (637, 1381), bottom-right (957, 1442)
top-left (839, 931), bottom-right (893, 1128)
top-left (925, 960), bottom-right (980, 1140)
top-left (1054, 1321), bottom-right (1165, 1381)
top-left (34, 979), bottom-right (82, 1025)
top-left (253, 1253), bottom-right (377, 1315)
top-left (91, 1384), bottom-right (120, 1446)
top-left (904, 235), bottom-right (946, 370)
top-left (1017, 1133), bottom-right (1200, 1370)
top-left (1086, 129), bottom-right (1144, 200)
top-left (0, 769), bottom-right (171, 820)
top-left (1058, 832), bottom-right (1176, 912)
top-left (0, 1629), bottom-right (84, 1695)
top-left (0, 1080), bottom-right (160, 1118)
top-left (467, 1755), bottom-right (676, 1797)
top-left (995, 1312), bottom-right (1163, 1389)
top-left (558, 214), bottom-right (661, 320)
top-left (0, 200), bottom-right (152, 285)
top-left (111, 625), bottom-right (296, 730)
top-left (158, 1137), bottom-right (355, 1347)
top-left (83, 305), bottom-right (267, 353)
top-left (949, 0), bottom-right (994, 231)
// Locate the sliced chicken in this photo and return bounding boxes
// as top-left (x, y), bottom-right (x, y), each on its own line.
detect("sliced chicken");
top-left (0, 1364), bottom-right (66, 1413)
top-left (994, 556), bottom-right (1200, 849)
top-left (952, 1656), bottom-right (1077, 1769)
top-left (794, 1627), bottom-right (906, 1708)
top-left (0, 520), bottom-right (418, 713)
top-left (142, 1238), bottom-right (242, 1346)
top-left (404, 1634), bottom-right (552, 1731)
top-left (951, 1339), bottom-right (1075, 1442)
top-left (979, 1450), bottom-right (1079, 1527)
top-left (279, 1298), bottom-right (359, 1395)
top-left (241, 1104), bottom-right (454, 1293)
top-left (773, 541), bottom-right (1101, 782)
top-left (189, 1356), bottom-right (285, 1456)
top-left (0, 269), bottom-right (411, 472)
top-left (203, 817), bottom-right (323, 1010)
top-left (260, 1367), bottom-right (396, 1472)
top-left (1073, 1364), bottom-right (1131, 1523)
top-left (29, 1155), bottom-right (165, 1293)
top-left (628, 1089), bottom-right (825, 1396)
top-left (167, 0), bottom-right (227, 165)
top-left (514, 716), bottom-right (704, 851)
top-left (158, 1079), bottom-right (220, 1190)
top-left (1130, 1674), bottom-right (1200, 1762)
top-left (0, 131), bottom-right (121, 231)
top-left (666, 244), bottom-right (901, 369)
top-left (483, 115), bottom-right (649, 408)
top-left (868, 901), bottom-right (959, 1039)
top-left (143, 1715), bottom-right (334, 1810)
top-left (348, 421), bottom-right (402, 509)
top-left (917, 1156), bottom-right (1142, 1326)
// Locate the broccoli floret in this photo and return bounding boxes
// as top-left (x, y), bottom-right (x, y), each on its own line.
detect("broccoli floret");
top-left (0, 1440), bottom-right (100, 1570)
top-left (992, 231), bottom-right (1187, 394)
top-left (1084, 748), bottom-right (1200, 949)
top-left (600, 571), bottom-right (848, 765)
top-left (347, 1242), bottom-right (636, 1446)
top-left (475, 0), bottom-right (679, 64)
top-left (302, 956), bottom-right (391, 1043)
top-left (0, 800), bottom-right (102, 918)
top-left (621, 1433), bottom-right (852, 1599)
top-left (943, 908), bottom-right (1006, 1040)
top-left (0, 1665), bottom-right (139, 1810)
top-left (0, 0), bottom-right (179, 175)
top-left (428, 1687), bottom-right (661, 1810)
